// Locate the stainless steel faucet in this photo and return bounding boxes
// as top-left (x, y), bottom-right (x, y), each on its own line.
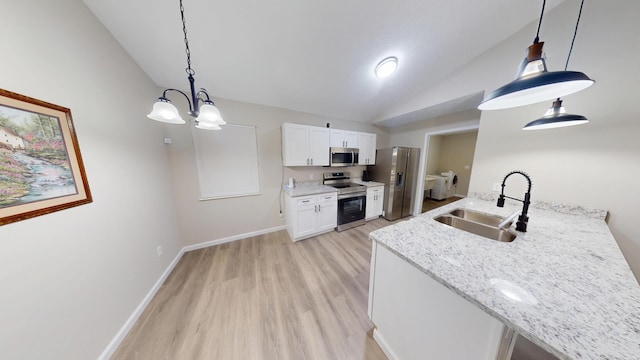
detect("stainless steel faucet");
top-left (497, 171), bottom-right (532, 232)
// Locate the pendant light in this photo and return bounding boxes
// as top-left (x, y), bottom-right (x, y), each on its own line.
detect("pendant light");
top-left (478, 0), bottom-right (594, 111)
top-left (147, 0), bottom-right (226, 130)
top-left (524, 0), bottom-right (590, 130)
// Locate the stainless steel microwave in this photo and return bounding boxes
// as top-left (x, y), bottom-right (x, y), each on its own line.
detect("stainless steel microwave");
top-left (330, 147), bottom-right (359, 167)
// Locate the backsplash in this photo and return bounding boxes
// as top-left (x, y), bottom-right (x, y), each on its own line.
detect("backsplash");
top-left (468, 192), bottom-right (608, 221)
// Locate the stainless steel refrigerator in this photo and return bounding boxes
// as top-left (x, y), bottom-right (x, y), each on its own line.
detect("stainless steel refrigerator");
top-left (369, 147), bottom-right (421, 221)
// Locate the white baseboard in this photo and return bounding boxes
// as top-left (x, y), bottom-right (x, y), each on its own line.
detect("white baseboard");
top-left (183, 225), bottom-right (286, 252)
top-left (99, 224), bottom-right (287, 359)
top-left (373, 329), bottom-right (399, 360)
top-left (98, 247), bottom-right (185, 360)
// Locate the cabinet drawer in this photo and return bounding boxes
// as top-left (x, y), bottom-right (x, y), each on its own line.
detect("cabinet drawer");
top-left (318, 193), bottom-right (337, 204)
top-left (296, 197), bottom-right (317, 206)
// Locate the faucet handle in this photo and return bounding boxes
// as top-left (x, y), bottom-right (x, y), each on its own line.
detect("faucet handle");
top-left (497, 195), bottom-right (505, 207)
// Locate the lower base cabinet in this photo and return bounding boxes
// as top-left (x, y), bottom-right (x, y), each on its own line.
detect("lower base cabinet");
top-left (285, 192), bottom-right (337, 241)
top-left (368, 243), bottom-right (507, 360)
top-left (366, 186), bottom-right (384, 220)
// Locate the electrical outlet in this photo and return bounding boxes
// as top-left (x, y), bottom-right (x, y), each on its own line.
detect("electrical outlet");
top-left (163, 137), bottom-right (172, 144)
top-left (492, 182), bottom-right (501, 192)
top-left (156, 245), bottom-right (163, 257)
top-left (278, 211), bottom-right (283, 218)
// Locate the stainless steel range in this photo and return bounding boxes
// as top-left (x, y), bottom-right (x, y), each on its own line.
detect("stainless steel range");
top-left (323, 172), bottom-right (366, 231)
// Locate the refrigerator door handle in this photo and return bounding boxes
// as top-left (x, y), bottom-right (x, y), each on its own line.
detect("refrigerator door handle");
top-left (397, 172), bottom-right (404, 186)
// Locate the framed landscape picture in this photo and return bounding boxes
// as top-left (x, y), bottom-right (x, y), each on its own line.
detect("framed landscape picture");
top-left (0, 88), bottom-right (92, 225)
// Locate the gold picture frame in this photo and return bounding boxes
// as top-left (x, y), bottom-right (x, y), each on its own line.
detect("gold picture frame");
top-left (0, 88), bottom-right (92, 225)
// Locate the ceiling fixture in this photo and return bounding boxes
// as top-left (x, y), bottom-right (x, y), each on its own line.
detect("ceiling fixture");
top-left (523, 99), bottom-right (588, 130)
top-left (147, 0), bottom-right (225, 130)
top-left (375, 57), bottom-right (398, 78)
top-left (478, 0), bottom-right (594, 111)
top-left (524, 0), bottom-right (589, 130)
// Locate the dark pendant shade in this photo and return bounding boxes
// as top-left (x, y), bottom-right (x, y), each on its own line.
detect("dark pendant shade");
top-left (523, 99), bottom-right (589, 130)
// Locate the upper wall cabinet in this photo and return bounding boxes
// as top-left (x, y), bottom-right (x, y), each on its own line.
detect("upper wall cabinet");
top-left (330, 129), bottom-right (359, 148)
top-left (282, 123), bottom-right (330, 166)
top-left (358, 132), bottom-right (377, 165)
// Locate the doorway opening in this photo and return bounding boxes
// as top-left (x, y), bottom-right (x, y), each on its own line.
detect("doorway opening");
top-left (413, 124), bottom-right (480, 215)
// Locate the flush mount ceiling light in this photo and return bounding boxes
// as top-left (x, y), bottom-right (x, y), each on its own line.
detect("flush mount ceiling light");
top-left (147, 0), bottom-right (226, 130)
top-left (375, 57), bottom-right (398, 78)
top-left (478, 0), bottom-right (594, 111)
top-left (524, 0), bottom-right (590, 130)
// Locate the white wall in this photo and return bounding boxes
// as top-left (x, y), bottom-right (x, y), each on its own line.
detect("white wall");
top-left (425, 136), bottom-right (442, 175)
top-left (0, 1), bottom-right (184, 359)
top-left (391, 1), bottom-right (640, 276)
top-left (438, 131), bottom-right (478, 196)
top-left (163, 98), bottom-right (390, 246)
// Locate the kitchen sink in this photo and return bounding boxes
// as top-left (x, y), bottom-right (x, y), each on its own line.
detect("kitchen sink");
top-left (447, 208), bottom-right (508, 228)
top-left (434, 213), bottom-right (517, 242)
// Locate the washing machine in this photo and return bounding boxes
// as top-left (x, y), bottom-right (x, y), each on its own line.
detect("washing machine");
top-left (428, 174), bottom-right (449, 201)
top-left (441, 171), bottom-right (458, 198)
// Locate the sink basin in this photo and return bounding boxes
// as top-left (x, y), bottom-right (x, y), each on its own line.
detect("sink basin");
top-left (447, 209), bottom-right (509, 228)
top-left (434, 214), bottom-right (517, 242)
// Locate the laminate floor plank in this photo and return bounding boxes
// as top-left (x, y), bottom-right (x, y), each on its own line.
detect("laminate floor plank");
top-left (112, 217), bottom-right (404, 360)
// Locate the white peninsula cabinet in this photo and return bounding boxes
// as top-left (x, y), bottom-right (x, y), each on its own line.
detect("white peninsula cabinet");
top-left (282, 123), bottom-right (330, 166)
top-left (285, 192), bottom-right (337, 241)
top-left (358, 132), bottom-right (376, 165)
top-left (365, 186), bottom-right (384, 220)
top-left (368, 243), bottom-right (506, 360)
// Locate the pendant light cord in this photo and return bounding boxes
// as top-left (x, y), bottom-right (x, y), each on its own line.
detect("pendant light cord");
top-left (534, 0), bottom-right (547, 43)
top-left (180, 0), bottom-right (195, 76)
top-left (564, 0), bottom-right (585, 71)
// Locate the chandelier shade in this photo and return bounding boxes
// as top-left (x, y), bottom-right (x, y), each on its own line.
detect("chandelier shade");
top-left (147, 98), bottom-right (186, 124)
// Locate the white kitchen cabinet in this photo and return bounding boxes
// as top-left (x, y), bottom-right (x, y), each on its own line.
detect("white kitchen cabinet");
top-left (316, 193), bottom-right (338, 232)
top-left (330, 129), bottom-right (359, 148)
top-left (365, 185), bottom-right (384, 220)
top-left (285, 192), bottom-right (337, 241)
top-left (358, 132), bottom-right (377, 165)
top-left (368, 243), bottom-right (506, 360)
top-left (282, 123), bottom-right (330, 166)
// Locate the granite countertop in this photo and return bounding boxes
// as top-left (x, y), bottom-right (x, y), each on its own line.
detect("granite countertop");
top-left (351, 178), bottom-right (385, 187)
top-left (370, 196), bottom-right (640, 359)
top-left (283, 184), bottom-right (337, 197)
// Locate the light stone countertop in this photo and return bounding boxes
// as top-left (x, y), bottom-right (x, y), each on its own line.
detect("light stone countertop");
top-left (283, 184), bottom-right (337, 197)
top-left (351, 178), bottom-right (385, 187)
top-left (369, 196), bottom-right (640, 360)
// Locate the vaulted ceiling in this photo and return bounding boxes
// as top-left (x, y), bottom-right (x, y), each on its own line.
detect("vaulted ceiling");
top-left (82, 0), bottom-right (564, 123)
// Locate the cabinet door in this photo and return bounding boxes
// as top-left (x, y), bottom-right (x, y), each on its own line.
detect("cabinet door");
top-left (330, 129), bottom-right (359, 148)
top-left (366, 186), bottom-right (384, 219)
top-left (358, 132), bottom-right (377, 165)
top-left (366, 191), bottom-right (376, 219)
top-left (330, 129), bottom-right (346, 147)
top-left (308, 126), bottom-right (330, 166)
top-left (282, 123), bottom-right (309, 166)
top-left (294, 197), bottom-right (317, 239)
top-left (316, 193), bottom-right (337, 232)
top-left (373, 186), bottom-right (384, 217)
top-left (344, 131), bottom-right (359, 148)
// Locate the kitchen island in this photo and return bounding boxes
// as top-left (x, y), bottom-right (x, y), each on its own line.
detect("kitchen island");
top-left (368, 196), bottom-right (640, 360)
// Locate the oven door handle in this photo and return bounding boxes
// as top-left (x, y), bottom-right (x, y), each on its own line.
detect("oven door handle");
top-left (338, 192), bottom-right (366, 200)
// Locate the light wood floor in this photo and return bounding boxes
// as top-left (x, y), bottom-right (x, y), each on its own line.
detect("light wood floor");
top-left (421, 196), bottom-right (463, 213)
top-left (112, 218), bottom-right (401, 360)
